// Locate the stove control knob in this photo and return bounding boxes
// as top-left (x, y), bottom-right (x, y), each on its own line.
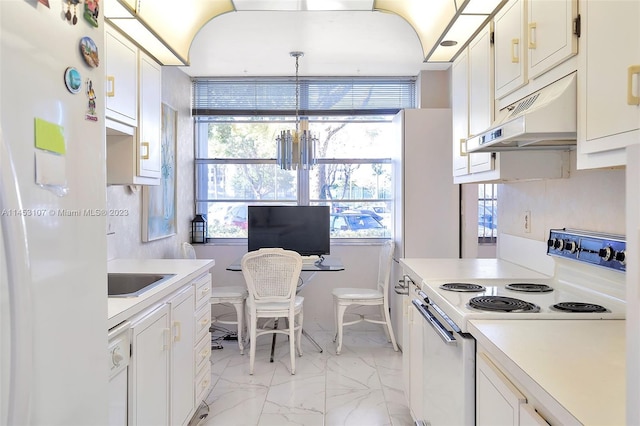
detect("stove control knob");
top-left (564, 240), bottom-right (577, 253)
top-left (599, 246), bottom-right (614, 261)
top-left (553, 239), bottom-right (564, 250)
top-left (615, 250), bottom-right (626, 265)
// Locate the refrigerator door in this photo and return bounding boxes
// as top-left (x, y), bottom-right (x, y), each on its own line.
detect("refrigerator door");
top-left (1, 2), bottom-right (108, 423)
top-left (0, 132), bottom-right (33, 426)
top-left (390, 109), bottom-right (460, 349)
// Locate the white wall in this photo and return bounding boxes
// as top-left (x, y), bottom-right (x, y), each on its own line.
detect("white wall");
top-left (498, 151), bottom-right (625, 240)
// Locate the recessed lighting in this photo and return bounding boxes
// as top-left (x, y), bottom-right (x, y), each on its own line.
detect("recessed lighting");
top-left (440, 40), bottom-right (458, 47)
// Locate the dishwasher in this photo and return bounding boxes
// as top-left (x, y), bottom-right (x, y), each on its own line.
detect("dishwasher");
top-left (108, 321), bottom-right (131, 426)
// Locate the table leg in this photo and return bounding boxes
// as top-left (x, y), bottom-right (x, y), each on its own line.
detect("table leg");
top-left (302, 329), bottom-right (323, 353)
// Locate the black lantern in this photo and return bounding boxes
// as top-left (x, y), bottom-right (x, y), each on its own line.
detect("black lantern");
top-left (191, 214), bottom-right (207, 244)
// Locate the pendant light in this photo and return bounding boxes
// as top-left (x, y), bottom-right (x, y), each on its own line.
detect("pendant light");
top-left (276, 52), bottom-right (318, 170)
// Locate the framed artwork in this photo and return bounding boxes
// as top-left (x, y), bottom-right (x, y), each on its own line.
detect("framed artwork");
top-left (142, 103), bottom-right (177, 241)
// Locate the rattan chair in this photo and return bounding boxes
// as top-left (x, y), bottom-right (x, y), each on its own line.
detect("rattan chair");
top-left (241, 248), bottom-right (303, 375)
top-left (181, 242), bottom-right (248, 354)
top-left (332, 240), bottom-right (399, 354)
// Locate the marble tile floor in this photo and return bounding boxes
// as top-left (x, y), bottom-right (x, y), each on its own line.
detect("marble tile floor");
top-left (200, 322), bottom-right (413, 426)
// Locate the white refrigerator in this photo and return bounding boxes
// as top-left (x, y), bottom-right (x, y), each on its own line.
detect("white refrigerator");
top-left (390, 109), bottom-right (460, 348)
top-left (1, 1), bottom-right (108, 425)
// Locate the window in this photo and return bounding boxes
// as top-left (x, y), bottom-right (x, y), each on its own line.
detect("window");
top-left (478, 184), bottom-right (498, 243)
top-left (193, 77), bottom-right (414, 241)
top-left (194, 118), bottom-right (395, 239)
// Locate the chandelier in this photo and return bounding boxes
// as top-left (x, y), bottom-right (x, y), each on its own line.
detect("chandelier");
top-left (276, 52), bottom-right (318, 170)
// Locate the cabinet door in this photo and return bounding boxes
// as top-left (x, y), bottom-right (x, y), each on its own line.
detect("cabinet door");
top-left (468, 24), bottom-right (495, 174)
top-left (170, 286), bottom-right (196, 426)
top-left (579, 0), bottom-right (640, 168)
top-left (452, 49), bottom-right (470, 177)
top-left (138, 53), bottom-right (162, 179)
top-left (476, 352), bottom-right (526, 426)
top-left (105, 28), bottom-right (137, 127)
top-left (130, 304), bottom-right (170, 426)
top-left (494, 0), bottom-right (527, 99)
top-left (527, 0), bottom-right (578, 79)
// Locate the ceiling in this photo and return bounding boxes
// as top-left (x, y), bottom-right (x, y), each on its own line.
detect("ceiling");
top-left (181, 10), bottom-right (450, 78)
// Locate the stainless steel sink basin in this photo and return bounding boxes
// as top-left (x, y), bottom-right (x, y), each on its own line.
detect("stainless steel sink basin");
top-left (108, 273), bottom-right (175, 298)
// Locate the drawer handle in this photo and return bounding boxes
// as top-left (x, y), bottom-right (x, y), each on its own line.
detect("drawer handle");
top-left (200, 287), bottom-right (211, 297)
top-left (201, 377), bottom-right (210, 390)
top-left (528, 22), bottom-right (537, 49)
top-left (199, 317), bottom-right (209, 328)
top-left (511, 38), bottom-right (520, 63)
top-left (628, 65), bottom-right (640, 105)
top-left (140, 142), bottom-right (150, 160)
top-left (106, 76), bottom-right (115, 97)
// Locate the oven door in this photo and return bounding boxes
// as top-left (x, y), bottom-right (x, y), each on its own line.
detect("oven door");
top-left (412, 298), bottom-right (475, 426)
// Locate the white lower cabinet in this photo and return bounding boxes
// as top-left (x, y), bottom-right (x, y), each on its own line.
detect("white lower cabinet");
top-left (170, 286), bottom-right (196, 426)
top-left (128, 273), bottom-right (212, 426)
top-left (130, 303), bottom-right (171, 426)
top-left (477, 350), bottom-right (548, 426)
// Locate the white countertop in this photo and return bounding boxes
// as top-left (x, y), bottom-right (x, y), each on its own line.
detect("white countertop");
top-left (469, 319), bottom-right (625, 426)
top-left (400, 258), bottom-right (551, 282)
top-left (107, 258), bottom-right (215, 329)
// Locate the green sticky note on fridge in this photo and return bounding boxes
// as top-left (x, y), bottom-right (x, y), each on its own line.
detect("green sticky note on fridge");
top-left (34, 118), bottom-right (66, 155)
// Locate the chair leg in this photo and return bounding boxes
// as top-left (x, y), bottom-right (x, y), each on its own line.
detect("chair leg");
top-left (336, 303), bottom-right (347, 355)
top-left (380, 304), bottom-right (392, 342)
top-left (296, 309), bottom-right (303, 357)
top-left (289, 313), bottom-right (296, 375)
top-left (383, 304), bottom-right (399, 352)
top-left (233, 301), bottom-right (245, 355)
top-left (249, 311), bottom-right (257, 375)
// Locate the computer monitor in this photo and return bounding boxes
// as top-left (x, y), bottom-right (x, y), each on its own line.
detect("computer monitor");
top-left (247, 205), bottom-right (330, 256)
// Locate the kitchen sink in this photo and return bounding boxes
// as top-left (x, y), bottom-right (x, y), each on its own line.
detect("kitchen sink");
top-left (108, 273), bottom-right (175, 298)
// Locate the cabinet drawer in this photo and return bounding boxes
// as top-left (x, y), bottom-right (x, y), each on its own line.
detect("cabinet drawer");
top-left (195, 304), bottom-right (211, 343)
top-left (195, 334), bottom-right (211, 374)
top-left (193, 273), bottom-right (212, 310)
top-left (195, 363), bottom-right (212, 404)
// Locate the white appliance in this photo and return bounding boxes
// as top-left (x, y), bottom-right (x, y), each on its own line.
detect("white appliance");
top-left (466, 72), bottom-right (577, 153)
top-left (409, 229), bottom-right (626, 425)
top-left (1, 2), bottom-right (109, 424)
top-left (390, 108), bottom-right (460, 348)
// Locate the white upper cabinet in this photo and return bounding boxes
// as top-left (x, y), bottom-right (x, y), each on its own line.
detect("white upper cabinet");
top-left (494, 0), bottom-right (527, 99)
top-left (468, 24), bottom-right (495, 175)
top-left (527, 0), bottom-right (578, 79)
top-left (577, 0), bottom-right (640, 169)
top-left (106, 24), bottom-right (162, 186)
top-left (138, 53), bottom-right (162, 180)
top-left (452, 49), bottom-right (470, 177)
top-left (105, 28), bottom-right (137, 127)
top-left (494, 0), bottom-right (578, 105)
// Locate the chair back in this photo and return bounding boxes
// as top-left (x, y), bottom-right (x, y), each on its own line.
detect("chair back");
top-left (377, 240), bottom-right (395, 294)
top-left (181, 242), bottom-right (197, 259)
top-left (241, 248), bottom-right (303, 306)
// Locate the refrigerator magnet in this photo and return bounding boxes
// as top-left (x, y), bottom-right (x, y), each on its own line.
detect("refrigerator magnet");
top-left (79, 36), bottom-right (99, 68)
top-left (64, 67), bottom-right (82, 94)
top-left (85, 79), bottom-right (98, 122)
top-left (84, 0), bottom-right (100, 28)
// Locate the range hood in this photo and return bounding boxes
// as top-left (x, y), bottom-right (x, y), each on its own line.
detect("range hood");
top-left (466, 72), bottom-right (577, 153)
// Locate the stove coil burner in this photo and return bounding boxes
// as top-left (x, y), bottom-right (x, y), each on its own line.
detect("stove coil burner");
top-left (551, 302), bottom-right (608, 313)
top-left (468, 296), bottom-right (540, 313)
top-left (505, 283), bottom-right (554, 293)
top-left (440, 283), bottom-right (486, 292)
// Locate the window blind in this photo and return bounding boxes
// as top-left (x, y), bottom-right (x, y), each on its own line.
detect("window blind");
top-left (192, 77), bottom-right (416, 116)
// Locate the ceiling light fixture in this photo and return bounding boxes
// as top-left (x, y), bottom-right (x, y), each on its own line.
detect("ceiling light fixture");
top-left (276, 52), bottom-right (318, 171)
top-left (374, 0), bottom-right (507, 62)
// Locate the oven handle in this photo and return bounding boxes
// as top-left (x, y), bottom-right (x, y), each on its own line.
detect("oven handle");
top-left (394, 274), bottom-right (411, 295)
top-left (412, 299), bottom-right (457, 346)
